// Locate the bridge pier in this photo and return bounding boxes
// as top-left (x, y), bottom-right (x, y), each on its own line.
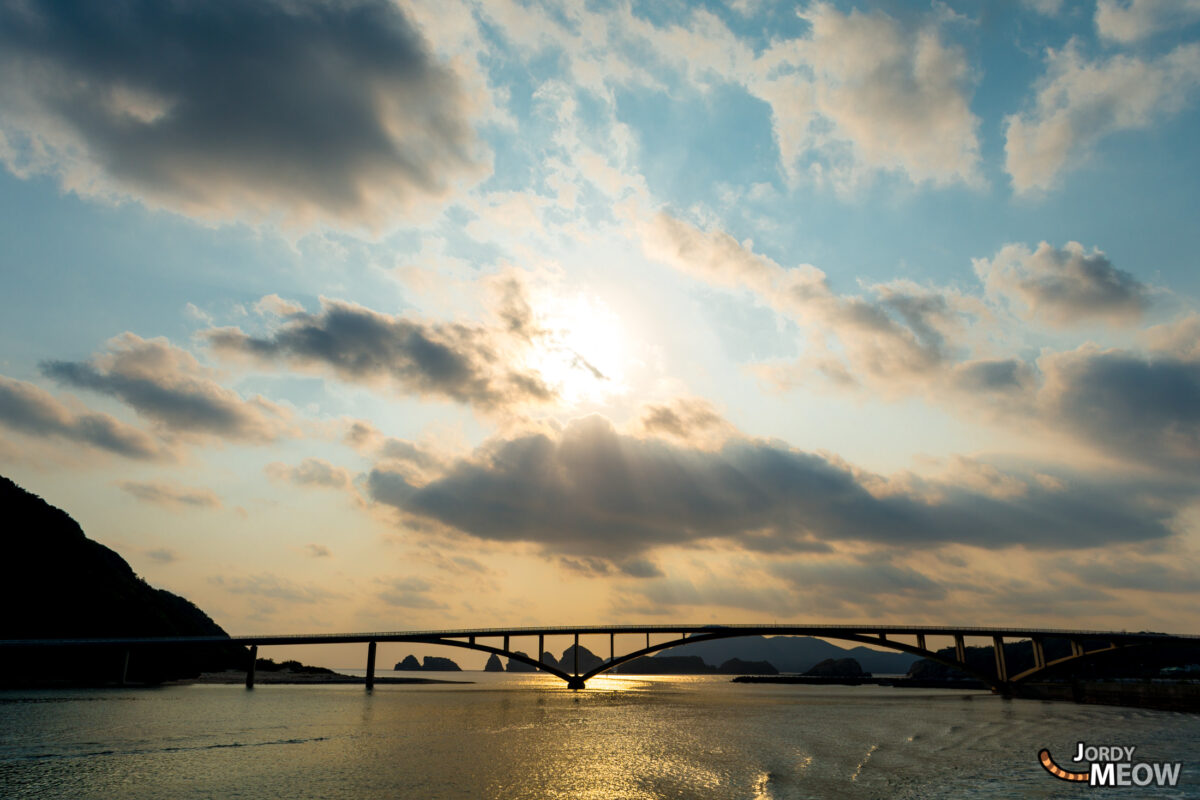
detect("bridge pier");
top-left (246, 644), bottom-right (257, 689)
top-left (1032, 638), bottom-right (1046, 670)
top-left (992, 636), bottom-right (1008, 682)
top-left (916, 634), bottom-right (926, 651)
top-left (366, 641), bottom-right (376, 691)
top-left (954, 634), bottom-right (966, 664)
top-left (121, 649), bottom-right (130, 686)
top-left (538, 634), bottom-right (544, 665)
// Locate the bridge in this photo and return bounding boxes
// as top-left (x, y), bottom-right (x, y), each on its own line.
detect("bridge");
top-left (3, 624), bottom-right (1196, 692)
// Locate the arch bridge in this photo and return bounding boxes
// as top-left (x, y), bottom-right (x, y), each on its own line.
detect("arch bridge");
top-left (5, 624), bottom-right (1196, 692)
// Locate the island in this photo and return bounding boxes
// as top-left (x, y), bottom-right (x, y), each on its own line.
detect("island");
top-left (394, 655), bottom-right (463, 671)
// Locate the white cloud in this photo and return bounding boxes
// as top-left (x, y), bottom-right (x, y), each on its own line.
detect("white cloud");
top-left (1005, 41), bottom-right (1200, 193)
top-left (1096, 0), bottom-right (1200, 44)
top-left (752, 2), bottom-right (982, 189)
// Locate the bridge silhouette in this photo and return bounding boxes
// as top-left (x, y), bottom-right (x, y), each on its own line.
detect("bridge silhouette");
top-left (5, 624), bottom-right (1196, 691)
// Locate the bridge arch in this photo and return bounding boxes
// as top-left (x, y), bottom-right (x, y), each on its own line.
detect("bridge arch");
top-left (572, 630), bottom-right (1004, 690)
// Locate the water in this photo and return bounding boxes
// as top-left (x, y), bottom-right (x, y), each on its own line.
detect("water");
top-left (2, 673), bottom-right (1197, 799)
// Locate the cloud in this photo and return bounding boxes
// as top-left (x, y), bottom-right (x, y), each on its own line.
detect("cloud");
top-left (203, 294), bottom-right (554, 413)
top-left (265, 458), bottom-right (354, 490)
top-left (1069, 556), bottom-right (1200, 593)
top-left (376, 576), bottom-right (448, 609)
top-left (0, 374), bottom-right (165, 459)
top-left (1037, 346), bottom-right (1200, 470)
top-left (769, 559), bottom-right (946, 599)
top-left (974, 241), bottom-right (1151, 327)
top-left (1022, 0), bottom-right (1063, 16)
top-left (368, 414), bottom-right (1184, 566)
top-left (1141, 313), bottom-right (1200, 359)
top-left (644, 212), bottom-right (974, 388)
top-left (305, 544), bottom-right (331, 559)
top-left (1096, 0), bottom-right (1200, 43)
top-left (1005, 41), bottom-right (1200, 193)
top-left (0, 0), bottom-right (486, 229)
top-left (145, 548), bottom-right (178, 564)
top-left (637, 397), bottom-right (734, 448)
top-left (40, 333), bottom-right (292, 443)
top-left (208, 573), bottom-right (337, 604)
top-left (117, 480), bottom-right (221, 509)
top-left (752, 2), bottom-right (981, 188)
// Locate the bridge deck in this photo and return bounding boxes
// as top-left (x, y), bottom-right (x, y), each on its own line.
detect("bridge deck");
top-left (1, 623), bottom-right (1195, 648)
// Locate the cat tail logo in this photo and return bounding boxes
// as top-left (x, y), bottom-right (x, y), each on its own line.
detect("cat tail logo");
top-left (1039, 749), bottom-right (1089, 782)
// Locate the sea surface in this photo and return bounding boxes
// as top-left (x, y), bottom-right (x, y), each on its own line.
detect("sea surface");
top-left (2, 673), bottom-right (1197, 799)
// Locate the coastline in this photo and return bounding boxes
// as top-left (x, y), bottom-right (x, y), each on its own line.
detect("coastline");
top-left (175, 670), bottom-right (474, 686)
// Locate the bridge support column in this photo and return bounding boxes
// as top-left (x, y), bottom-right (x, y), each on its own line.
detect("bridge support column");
top-left (954, 634), bottom-right (966, 664)
top-left (610, 633), bottom-right (614, 662)
top-left (246, 645), bottom-right (257, 689)
top-left (992, 636), bottom-right (1008, 683)
top-left (366, 641), bottom-right (376, 691)
top-left (1032, 638), bottom-right (1046, 670)
top-left (121, 649), bottom-right (130, 686)
top-left (503, 635), bottom-right (509, 653)
top-left (646, 632), bottom-right (650, 649)
top-left (538, 634), bottom-right (544, 665)
top-left (1070, 639), bottom-right (1083, 658)
top-left (916, 634), bottom-right (926, 651)
top-left (573, 633), bottom-right (579, 676)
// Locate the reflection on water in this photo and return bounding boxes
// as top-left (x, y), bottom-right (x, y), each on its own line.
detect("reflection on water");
top-left (2, 674), bottom-right (1197, 799)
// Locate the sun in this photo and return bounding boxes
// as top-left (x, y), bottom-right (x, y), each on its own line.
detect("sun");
top-left (527, 291), bottom-right (628, 406)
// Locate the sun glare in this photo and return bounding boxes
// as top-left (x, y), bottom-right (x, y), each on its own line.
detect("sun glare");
top-left (529, 291), bottom-right (628, 405)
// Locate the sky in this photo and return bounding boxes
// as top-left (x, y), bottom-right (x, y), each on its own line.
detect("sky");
top-left (2, 0), bottom-right (1200, 668)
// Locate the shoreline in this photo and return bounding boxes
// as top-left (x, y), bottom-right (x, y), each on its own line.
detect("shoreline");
top-left (181, 670), bottom-right (474, 685)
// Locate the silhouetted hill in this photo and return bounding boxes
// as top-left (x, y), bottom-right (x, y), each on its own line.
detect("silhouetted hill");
top-left (908, 638), bottom-right (1200, 681)
top-left (0, 475), bottom-right (247, 686)
top-left (805, 658), bottom-right (866, 677)
top-left (664, 635), bottom-right (917, 674)
top-left (616, 654), bottom-right (713, 674)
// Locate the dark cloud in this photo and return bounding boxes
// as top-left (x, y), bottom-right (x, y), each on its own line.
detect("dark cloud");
top-left (0, 0), bottom-right (484, 227)
top-left (948, 358), bottom-right (1035, 394)
top-left (639, 397), bottom-right (732, 444)
top-left (1039, 347), bottom-right (1200, 469)
top-left (204, 298), bottom-right (554, 412)
top-left (0, 374), bottom-right (164, 459)
top-left (41, 333), bottom-right (292, 442)
top-left (305, 544), bottom-right (332, 559)
top-left (118, 480), bottom-right (221, 509)
top-left (1068, 558), bottom-right (1200, 593)
top-left (975, 242), bottom-right (1150, 327)
top-left (368, 415), bottom-right (1183, 563)
top-left (769, 560), bottom-right (945, 599)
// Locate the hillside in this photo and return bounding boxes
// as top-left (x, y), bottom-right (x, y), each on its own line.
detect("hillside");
top-left (663, 635), bottom-right (918, 674)
top-left (0, 475), bottom-right (246, 686)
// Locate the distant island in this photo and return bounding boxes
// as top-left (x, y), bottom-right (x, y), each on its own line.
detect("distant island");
top-left (394, 655), bottom-right (463, 671)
